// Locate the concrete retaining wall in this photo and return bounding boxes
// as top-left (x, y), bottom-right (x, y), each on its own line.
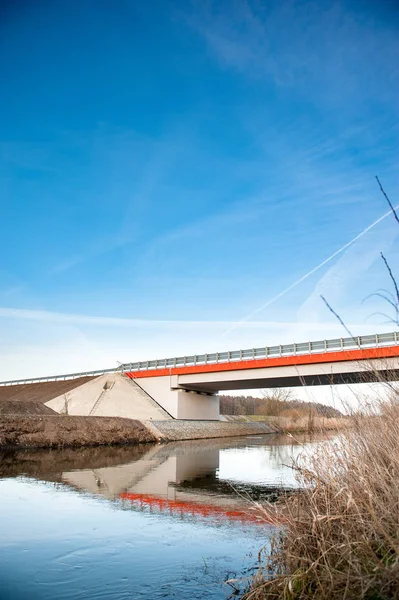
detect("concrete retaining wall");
top-left (145, 419), bottom-right (277, 442)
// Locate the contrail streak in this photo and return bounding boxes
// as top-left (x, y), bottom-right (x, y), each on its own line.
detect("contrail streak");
top-left (222, 204), bottom-right (399, 338)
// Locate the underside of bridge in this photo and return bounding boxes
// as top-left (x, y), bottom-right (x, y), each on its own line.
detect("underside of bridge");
top-left (131, 355), bottom-right (399, 419)
top-left (178, 369), bottom-right (399, 392)
top-left (170, 357), bottom-right (399, 395)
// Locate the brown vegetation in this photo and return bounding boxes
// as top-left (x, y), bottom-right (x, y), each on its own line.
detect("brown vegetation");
top-left (220, 389), bottom-right (345, 433)
top-left (0, 415), bottom-right (156, 449)
top-left (0, 399), bottom-right (57, 415)
top-left (220, 390), bottom-right (342, 419)
top-left (244, 393), bottom-right (399, 600)
top-left (263, 414), bottom-right (352, 434)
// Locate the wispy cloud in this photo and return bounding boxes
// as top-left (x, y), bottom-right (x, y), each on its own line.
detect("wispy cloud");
top-left (0, 306), bottom-right (225, 328)
top-left (188, 0), bottom-right (398, 102)
top-left (0, 306), bottom-right (352, 333)
top-left (0, 305), bottom-right (393, 345)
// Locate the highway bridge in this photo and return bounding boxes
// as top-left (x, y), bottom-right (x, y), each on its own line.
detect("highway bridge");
top-left (1, 331), bottom-right (398, 420)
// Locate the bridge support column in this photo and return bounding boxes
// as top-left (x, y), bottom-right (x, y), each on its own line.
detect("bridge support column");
top-left (136, 375), bottom-right (220, 420)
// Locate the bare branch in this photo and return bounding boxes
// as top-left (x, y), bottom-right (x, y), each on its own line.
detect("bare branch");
top-left (380, 252), bottom-right (399, 306)
top-left (364, 311), bottom-right (398, 325)
top-left (362, 292), bottom-right (398, 312)
top-left (374, 288), bottom-right (397, 302)
top-left (376, 175), bottom-right (399, 225)
top-left (320, 295), bottom-right (355, 340)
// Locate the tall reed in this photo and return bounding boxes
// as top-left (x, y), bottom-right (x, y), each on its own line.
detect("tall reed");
top-left (245, 390), bottom-right (399, 600)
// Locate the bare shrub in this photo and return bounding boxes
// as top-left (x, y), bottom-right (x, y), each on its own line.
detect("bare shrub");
top-left (277, 408), bottom-right (302, 422)
top-left (245, 392), bottom-right (399, 600)
top-left (261, 388), bottom-right (296, 403)
top-left (61, 393), bottom-right (70, 416)
top-left (268, 415), bottom-right (352, 433)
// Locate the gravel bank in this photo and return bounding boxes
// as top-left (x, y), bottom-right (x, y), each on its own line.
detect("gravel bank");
top-left (147, 419), bottom-right (277, 441)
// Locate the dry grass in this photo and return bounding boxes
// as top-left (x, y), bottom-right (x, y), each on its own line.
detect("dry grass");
top-left (244, 391), bottom-right (399, 600)
top-left (268, 415), bottom-right (352, 434)
top-left (0, 415), bottom-right (156, 448)
top-left (223, 414), bottom-right (352, 433)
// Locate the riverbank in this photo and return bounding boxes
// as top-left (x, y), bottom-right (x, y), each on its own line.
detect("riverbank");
top-left (244, 398), bottom-right (399, 600)
top-left (0, 413), bottom-right (349, 449)
top-left (0, 414), bottom-right (279, 449)
top-left (147, 419), bottom-right (277, 441)
top-left (0, 415), bottom-right (156, 449)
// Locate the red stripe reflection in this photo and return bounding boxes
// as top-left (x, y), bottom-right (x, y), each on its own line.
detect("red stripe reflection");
top-left (119, 492), bottom-right (272, 524)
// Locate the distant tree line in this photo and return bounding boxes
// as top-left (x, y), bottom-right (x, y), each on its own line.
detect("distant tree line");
top-left (219, 389), bottom-right (342, 418)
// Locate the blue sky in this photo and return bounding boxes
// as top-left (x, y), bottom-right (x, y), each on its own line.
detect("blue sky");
top-left (0, 0), bottom-right (398, 380)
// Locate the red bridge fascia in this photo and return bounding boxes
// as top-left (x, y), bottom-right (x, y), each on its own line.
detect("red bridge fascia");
top-left (126, 345), bottom-right (399, 380)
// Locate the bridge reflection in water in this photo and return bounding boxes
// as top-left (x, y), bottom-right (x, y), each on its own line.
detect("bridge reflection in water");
top-left (1, 434), bottom-right (333, 525)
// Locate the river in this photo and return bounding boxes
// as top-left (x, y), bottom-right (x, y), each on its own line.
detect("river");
top-left (0, 432), bottom-right (334, 599)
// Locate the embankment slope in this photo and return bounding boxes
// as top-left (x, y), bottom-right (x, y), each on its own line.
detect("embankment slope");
top-left (0, 416), bottom-right (156, 449)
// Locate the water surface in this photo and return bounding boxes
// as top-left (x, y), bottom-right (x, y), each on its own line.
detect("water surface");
top-left (0, 432), bottom-right (332, 599)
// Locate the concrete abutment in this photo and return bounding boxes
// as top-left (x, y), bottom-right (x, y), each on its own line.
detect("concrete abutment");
top-left (136, 375), bottom-right (219, 420)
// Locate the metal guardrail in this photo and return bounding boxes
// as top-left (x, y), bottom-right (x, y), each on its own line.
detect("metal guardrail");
top-left (0, 331), bottom-right (398, 387)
